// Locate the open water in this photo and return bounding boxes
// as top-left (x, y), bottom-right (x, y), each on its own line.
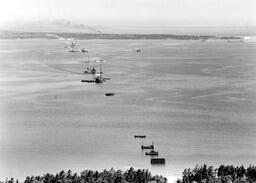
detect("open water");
top-left (0, 38), bottom-right (255, 181)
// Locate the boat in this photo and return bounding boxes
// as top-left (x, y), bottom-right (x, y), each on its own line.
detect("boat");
top-left (105, 93), bottom-right (115, 96)
top-left (81, 48), bottom-right (88, 53)
top-left (67, 41), bottom-right (79, 52)
top-left (81, 79), bottom-right (95, 83)
top-left (141, 144), bottom-right (154, 150)
top-left (151, 158), bottom-right (165, 164)
top-left (145, 150), bottom-right (159, 156)
top-left (81, 62), bottom-right (110, 83)
top-left (134, 135), bottom-right (146, 138)
top-left (136, 48), bottom-right (141, 53)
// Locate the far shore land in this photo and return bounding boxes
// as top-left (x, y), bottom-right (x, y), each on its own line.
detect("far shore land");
top-left (0, 30), bottom-right (242, 40)
top-left (1, 165), bottom-right (256, 183)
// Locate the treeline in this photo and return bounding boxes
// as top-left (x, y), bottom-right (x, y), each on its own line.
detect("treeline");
top-left (0, 31), bottom-right (221, 40)
top-left (178, 164), bottom-right (256, 183)
top-left (53, 33), bottom-right (217, 40)
top-left (0, 31), bottom-right (243, 40)
top-left (1, 167), bottom-right (167, 183)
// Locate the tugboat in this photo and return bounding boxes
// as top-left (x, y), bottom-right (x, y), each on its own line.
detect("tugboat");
top-left (68, 41), bottom-right (79, 52)
top-left (81, 48), bottom-right (88, 53)
top-left (145, 150), bottom-right (159, 156)
top-left (136, 48), bottom-right (141, 53)
top-left (134, 135), bottom-right (146, 139)
top-left (141, 143), bottom-right (154, 150)
top-left (151, 158), bottom-right (165, 165)
top-left (105, 93), bottom-right (115, 96)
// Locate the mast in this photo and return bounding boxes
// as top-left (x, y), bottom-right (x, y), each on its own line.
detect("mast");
top-left (100, 63), bottom-right (102, 78)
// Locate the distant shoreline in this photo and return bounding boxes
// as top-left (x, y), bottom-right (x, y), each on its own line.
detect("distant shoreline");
top-left (0, 30), bottom-right (242, 40)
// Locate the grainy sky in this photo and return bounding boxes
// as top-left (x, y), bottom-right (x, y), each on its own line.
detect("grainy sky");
top-left (0, 0), bottom-right (255, 26)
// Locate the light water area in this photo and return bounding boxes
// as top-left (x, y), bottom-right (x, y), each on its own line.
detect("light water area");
top-left (0, 38), bottom-right (255, 181)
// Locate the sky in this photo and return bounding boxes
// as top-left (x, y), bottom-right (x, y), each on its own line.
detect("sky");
top-left (0, 0), bottom-right (255, 27)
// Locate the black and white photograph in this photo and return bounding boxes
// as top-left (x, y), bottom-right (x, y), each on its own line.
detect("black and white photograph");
top-left (0, 0), bottom-right (255, 182)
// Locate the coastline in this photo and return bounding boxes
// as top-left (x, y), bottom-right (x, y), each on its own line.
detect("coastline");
top-left (0, 30), bottom-right (242, 40)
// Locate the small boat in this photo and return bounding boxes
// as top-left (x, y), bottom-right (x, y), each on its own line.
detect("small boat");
top-left (69, 50), bottom-right (79, 52)
top-left (105, 93), bottom-right (115, 96)
top-left (141, 144), bottom-right (154, 150)
top-left (67, 41), bottom-right (79, 52)
top-left (81, 48), bottom-right (88, 53)
top-left (81, 79), bottom-right (96, 83)
top-left (145, 150), bottom-right (159, 156)
top-left (151, 158), bottom-right (165, 165)
top-left (134, 135), bottom-right (146, 138)
top-left (136, 48), bottom-right (141, 53)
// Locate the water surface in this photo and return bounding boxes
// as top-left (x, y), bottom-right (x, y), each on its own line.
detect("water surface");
top-left (0, 39), bottom-right (255, 180)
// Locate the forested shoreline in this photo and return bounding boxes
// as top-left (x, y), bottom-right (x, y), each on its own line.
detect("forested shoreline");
top-left (1, 168), bottom-right (167, 183)
top-left (1, 165), bottom-right (255, 183)
top-left (177, 165), bottom-right (256, 183)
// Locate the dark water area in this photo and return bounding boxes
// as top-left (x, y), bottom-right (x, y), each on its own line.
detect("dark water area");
top-left (0, 39), bottom-right (255, 182)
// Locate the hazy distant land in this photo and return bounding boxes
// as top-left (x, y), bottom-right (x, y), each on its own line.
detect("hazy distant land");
top-left (0, 20), bottom-right (246, 40)
top-left (0, 30), bottom-right (242, 40)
